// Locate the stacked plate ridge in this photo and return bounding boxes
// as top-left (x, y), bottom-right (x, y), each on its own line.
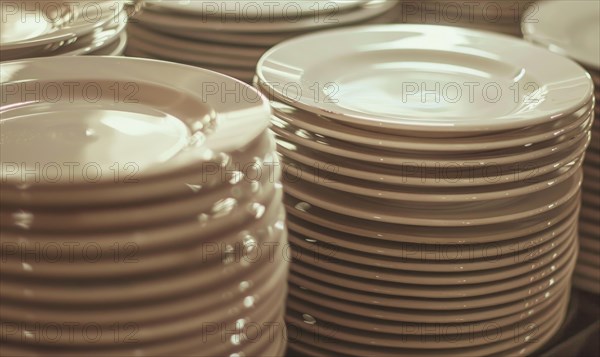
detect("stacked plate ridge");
top-left (523, 0), bottom-right (600, 295)
top-left (125, 0), bottom-right (399, 83)
top-left (255, 24), bottom-right (594, 356)
top-left (399, 0), bottom-right (534, 37)
top-left (0, 56), bottom-right (288, 356)
top-left (0, 0), bottom-right (134, 60)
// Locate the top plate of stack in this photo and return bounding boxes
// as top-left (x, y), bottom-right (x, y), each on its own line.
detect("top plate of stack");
top-left (0, 0), bottom-right (132, 60)
top-left (257, 24), bottom-right (593, 136)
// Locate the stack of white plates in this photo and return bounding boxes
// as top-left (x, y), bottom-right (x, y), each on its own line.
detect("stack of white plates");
top-left (125, 0), bottom-right (399, 82)
top-left (0, 57), bottom-right (288, 356)
top-left (0, 0), bottom-right (133, 61)
top-left (255, 25), bottom-right (594, 356)
top-left (400, 0), bottom-right (532, 36)
top-left (523, 0), bottom-right (600, 295)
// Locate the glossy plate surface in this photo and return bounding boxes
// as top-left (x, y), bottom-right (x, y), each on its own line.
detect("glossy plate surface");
top-left (257, 24), bottom-right (593, 133)
top-left (0, 56), bottom-right (270, 185)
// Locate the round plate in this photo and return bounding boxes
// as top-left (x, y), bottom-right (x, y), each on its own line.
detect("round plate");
top-left (287, 247), bottom-right (575, 311)
top-left (0, 56), bottom-right (270, 186)
top-left (271, 112), bottom-right (592, 166)
top-left (0, 226), bottom-right (287, 307)
top-left (0, 130), bottom-right (276, 207)
top-left (288, 273), bottom-right (571, 324)
top-left (522, 0), bottom-right (600, 70)
top-left (286, 286), bottom-right (566, 336)
top-left (278, 151), bottom-right (583, 203)
top-left (275, 132), bottom-right (589, 187)
top-left (284, 293), bottom-right (564, 350)
top-left (286, 204), bottom-right (578, 265)
top-left (284, 192), bottom-right (581, 245)
top-left (0, 249), bottom-right (285, 325)
top-left (287, 216), bottom-right (576, 272)
top-left (284, 294), bottom-right (566, 356)
top-left (257, 24), bottom-right (593, 134)
top-left (267, 98), bottom-right (594, 152)
top-left (287, 231), bottom-right (575, 295)
top-left (0, 194), bottom-right (285, 279)
top-left (281, 168), bottom-right (581, 226)
top-left (0, 167), bottom-right (279, 232)
top-left (1, 262), bottom-right (287, 347)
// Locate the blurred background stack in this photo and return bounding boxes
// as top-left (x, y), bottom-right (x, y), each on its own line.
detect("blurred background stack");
top-left (0, 0), bottom-right (134, 61)
top-left (125, 0), bottom-right (399, 82)
top-left (523, 0), bottom-right (600, 296)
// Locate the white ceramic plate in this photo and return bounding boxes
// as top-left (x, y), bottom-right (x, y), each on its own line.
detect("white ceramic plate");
top-left (287, 273), bottom-right (571, 323)
top-left (271, 112), bottom-right (592, 166)
top-left (282, 169), bottom-right (581, 226)
top-left (285, 294), bottom-right (564, 350)
top-left (286, 204), bottom-right (578, 265)
top-left (0, 166), bottom-right (280, 232)
top-left (0, 223), bottom-right (287, 306)
top-left (284, 192), bottom-right (581, 244)
top-left (285, 303), bottom-right (566, 357)
top-left (275, 130), bottom-right (589, 187)
top-left (0, 192), bottom-right (285, 278)
top-left (287, 249), bottom-right (576, 311)
top-left (278, 149), bottom-right (583, 202)
top-left (286, 286), bottom-right (566, 336)
top-left (0, 56), bottom-right (270, 186)
top-left (522, 0), bottom-right (600, 70)
top-left (288, 229), bottom-right (576, 291)
top-left (267, 98), bottom-right (594, 151)
top-left (257, 24), bottom-right (593, 134)
top-left (287, 213), bottom-right (577, 272)
top-left (0, 130), bottom-right (275, 207)
top-left (0, 252), bottom-right (284, 326)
